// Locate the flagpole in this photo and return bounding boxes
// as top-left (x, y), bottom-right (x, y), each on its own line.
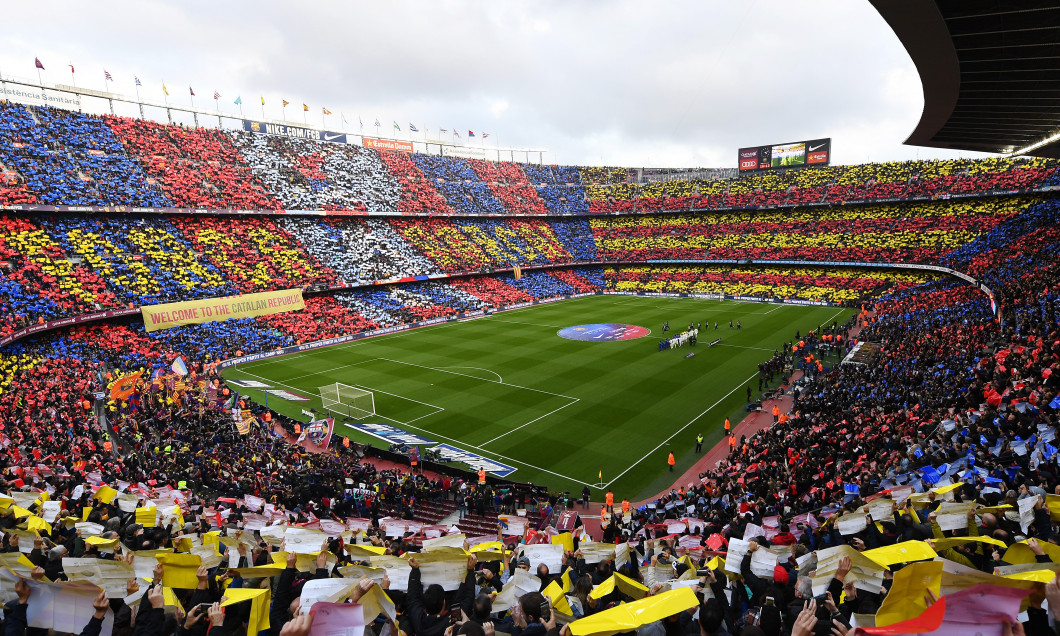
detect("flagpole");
top-left (36, 68), bottom-right (43, 88)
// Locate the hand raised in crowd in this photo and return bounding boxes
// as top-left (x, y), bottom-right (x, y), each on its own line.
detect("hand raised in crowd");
top-left (208, 602), bottom-right (224, 625)
top-left (791, 599), bottom-right (817, 636)
top-left (91, 589), bottom-right (109, 620)
top-left (184, 604), bottom-right (205, 629)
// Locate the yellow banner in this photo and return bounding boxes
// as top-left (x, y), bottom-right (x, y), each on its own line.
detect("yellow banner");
top-left (141, 288), bottom-right (305, 332)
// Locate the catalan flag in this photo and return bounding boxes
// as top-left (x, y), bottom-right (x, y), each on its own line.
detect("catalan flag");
top-left (108, 371), bottom-right (143, 402)
top-left (303, 103), bottom-right (309, 112)
top-left (322, 107), bottom-right (332, 115)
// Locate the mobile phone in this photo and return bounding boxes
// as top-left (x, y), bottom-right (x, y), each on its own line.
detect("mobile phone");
top-left (540, 600), bottom-right (551, 618)
top-left (197, 603), bottom-right (212, 613)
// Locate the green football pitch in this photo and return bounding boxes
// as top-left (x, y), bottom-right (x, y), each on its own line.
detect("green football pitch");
top-left (221, 295), bottom-right (854, 501)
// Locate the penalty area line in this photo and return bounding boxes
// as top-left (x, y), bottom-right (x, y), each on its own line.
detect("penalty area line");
top-left (229, 365), bottom-right (593, 488)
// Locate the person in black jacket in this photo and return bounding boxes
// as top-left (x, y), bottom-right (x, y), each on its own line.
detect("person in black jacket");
top-left (269, 550), bottom-right (331, 635)
top-left (407, 554), bottom-right (478, 636)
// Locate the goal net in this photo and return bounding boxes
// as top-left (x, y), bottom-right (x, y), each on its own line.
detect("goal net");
top-left (318, 383), bottom-right (376, 419)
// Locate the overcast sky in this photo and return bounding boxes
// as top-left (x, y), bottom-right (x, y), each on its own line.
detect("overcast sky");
top-left (0, 0), bottom-right (992, 169)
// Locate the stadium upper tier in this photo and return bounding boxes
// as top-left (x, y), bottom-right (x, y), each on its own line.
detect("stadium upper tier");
top-left (1, 102), bottom-right (1059, 214)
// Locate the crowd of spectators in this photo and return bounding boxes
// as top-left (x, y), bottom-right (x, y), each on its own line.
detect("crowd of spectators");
top-left (519, 164), bottom-right (590, 216)
top-left (10, 102), bottom-right (1060, 635)
top-left (605, 266), bottom-right (937, 305)
top-left (280, 217), bottom-right (441, 285)
top-left (590, 198), bottom-right (1030, 263)
top-left (411, 155), bottom-right (510, 216)
top-left (0, 103), bottom-right (1058, 220)
top-left (168, 216), bottom-right (340, 292)
top-left (102, 115), bottom-right (278, 210)
top-left (229, 132), bottom-right (402, 213)
top-left (0, 183), bottom-right (1056, 635)
top-left (0, 188), bottom-right (1056, 635)
top-left (0, 209), bottom-right (609, 337)
top-left (0, 214), bottom-right (120, 336)
top-left (0, 102), bottom-right (169, 207)
top-left (39, 214), bottom-right (234, 307)
top-left (499, 271), bottom-right (578, 299)
top-left (0, 195), bottom-right (1032, 339)
top-left (451, 277), bottom-right (534, 306)
top-left (467, 159), bottom-right (551, 216)
top-left (585, 155), bottom-right (1060, 214)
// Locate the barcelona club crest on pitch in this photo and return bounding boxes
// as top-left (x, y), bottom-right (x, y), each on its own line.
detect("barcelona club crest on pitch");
top-left (557, 323), bottom-right (650, 342)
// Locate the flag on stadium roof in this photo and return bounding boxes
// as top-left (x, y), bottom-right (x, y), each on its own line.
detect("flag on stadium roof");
top-left (213, 90), bottom-right (220, 100)
top-left (282, 99), bottom-right (290, 107)
top-left (409, 123), bottom-right (419, 132)
top-left (162, 83), bottom-right (169, 95)
top-left (104, 70), bottom-right (113, 82)
top-left (439, 127), bottom-right (448, 134)
top-left (468, 131), bottom-right (475, 137)
top-left (483, 133), bottom-right (490, 139)
top-left (134, 76), bottom-right (142, 87)
top-left (68, 65), bottom-right (75, 74)
top-left (303, 103), bottom-right (309, 112)
top-left (393, 121), bottom-right (401, 131)
top-left (234, 96), bottom-right (242, 105)
top-left (453, 129), bottom-right (460, 137)
top-left (322, 107), bottom-right (332, 115)
top-left (259, 96), bottom-right (264, 105)
top-left (189, 86), bottom-right (195, 96)
top-left (374, 118), bottom-right (380, 127)
top-left (34, 58), bottom-right (44, 70)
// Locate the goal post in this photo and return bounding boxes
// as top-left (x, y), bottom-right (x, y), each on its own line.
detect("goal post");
top-left (318, 383), bottom-right (376, 419)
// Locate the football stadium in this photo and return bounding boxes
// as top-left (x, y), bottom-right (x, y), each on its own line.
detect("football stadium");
top-left (1, 2), bottom-right (1059, 635)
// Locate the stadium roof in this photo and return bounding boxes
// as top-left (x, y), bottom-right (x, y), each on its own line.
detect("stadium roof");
top-left (871, 0), bottom-right (1060, 158)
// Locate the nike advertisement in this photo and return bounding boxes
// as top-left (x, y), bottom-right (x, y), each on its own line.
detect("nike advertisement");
top-left (737, 137), bottom-right (830, 172)
top-left (242, 119), bottom-right (348, 144)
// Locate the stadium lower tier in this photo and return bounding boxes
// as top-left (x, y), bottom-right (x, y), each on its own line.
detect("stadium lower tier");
top-left (1, 195), bottom-right (1055, 335)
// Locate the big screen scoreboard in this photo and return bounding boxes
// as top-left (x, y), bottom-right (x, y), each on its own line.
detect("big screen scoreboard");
top-left (737, 138), bottom-right (831, 172)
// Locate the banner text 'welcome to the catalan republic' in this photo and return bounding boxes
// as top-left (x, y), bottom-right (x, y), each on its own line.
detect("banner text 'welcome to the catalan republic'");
top-left (140, 288), bottom-right (305, 332)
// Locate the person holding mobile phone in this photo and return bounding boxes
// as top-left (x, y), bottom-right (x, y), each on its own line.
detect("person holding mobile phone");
top-left (511, 592), bottom-right (553, 636)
